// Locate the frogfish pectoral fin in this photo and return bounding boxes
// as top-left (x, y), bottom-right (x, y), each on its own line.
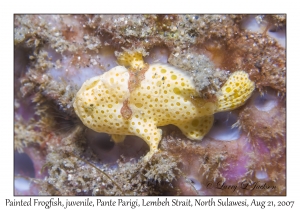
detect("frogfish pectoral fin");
top-left (176, 115), bottom-right (214, 140)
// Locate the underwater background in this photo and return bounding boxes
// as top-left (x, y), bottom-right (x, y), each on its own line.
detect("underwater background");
top-left (14, 14), bottom-right (286, 195)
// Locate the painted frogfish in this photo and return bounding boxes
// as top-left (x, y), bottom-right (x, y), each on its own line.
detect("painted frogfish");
top-left (73, 52), bottom-right (255, 160)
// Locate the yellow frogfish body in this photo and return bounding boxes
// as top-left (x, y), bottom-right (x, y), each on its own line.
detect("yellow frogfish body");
top-left (73, 52), bottom-right (255, 160)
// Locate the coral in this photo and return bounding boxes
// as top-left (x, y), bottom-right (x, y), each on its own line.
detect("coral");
top-left (39, 127), bottom-right (181, 196)
top-left (14, 115), bottom-right (42, 152)
top-left (73, 53), bottom-right (255, 160)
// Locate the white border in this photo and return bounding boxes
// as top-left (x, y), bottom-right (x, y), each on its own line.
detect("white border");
top-left (2, 0), bottom-right (298, 209)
